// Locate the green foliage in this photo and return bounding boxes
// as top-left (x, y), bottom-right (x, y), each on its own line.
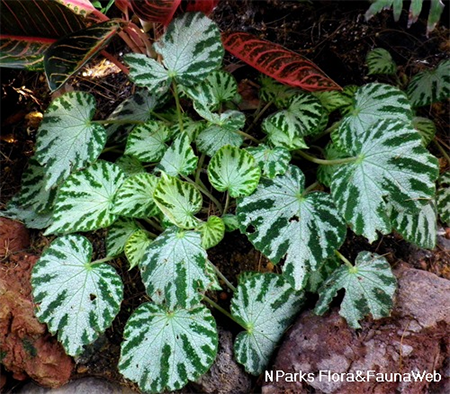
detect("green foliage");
top-left (4, 14), bottom-right (448, 394)
top-left (366, 48), bottom-right (397, 75)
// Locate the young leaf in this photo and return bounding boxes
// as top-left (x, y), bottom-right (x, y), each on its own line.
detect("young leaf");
top-left (153, 174), bottom-right (202, 229)
top-left (125, 229), bottom-right (152, 270)
top-left (208, 146), bottom-right (261, 198)
top-left (140, 227), bottom-right (218, 308)
top-left (45, 161), bottom-right (125, 235)
top-left (222, 213), bottom-right (240, 232)
top-left (237, 165), bottom-right (346, 290)
top-left (198, 216), bottom-right (225, 249)
top-left (366, 48), bottom-right (397, 75)
top-left (335, 83), bottom-right (412, 149)
top-left (35, 92), bottom-right (107, 190)
top-left (119, 303), bottom-right (218, 393)
top-left (231, 273), bottom-right (304, 375)
top-left (391, 202), bottom-right (437, 249)
top-left (412, 116), bottom-right (436, 147)
top-left (112, 173), bottom-right (160, 218)
top-left (222, 32), bottom-right (341, 91)
top-left (125, 120), bottom-right (171, 162)
top-left (437, 172), bottom-right (450, 226)
top-left (247, 144), bottom-right (291, 179)
top-left (157, 132), bottom-right (198, 177)
top-left (407, 59), bottom-right (450, 107)
top-left (126, 13), bottom-right (223, 91)
top-left (331, 119), bottom-right (439, 242)
top-left (45, 20), bottom-right (123, 91)
top-left (106, 218), bottom-right (140, 257)
top-left (32, 235), bottom-right (123, 356)
top-left (314, 251), bottom-right (397, 329)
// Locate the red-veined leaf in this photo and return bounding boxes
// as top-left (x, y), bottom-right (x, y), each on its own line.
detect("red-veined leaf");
top-left (185, 0), bottom-right (219, 14)
top-left (129, 0), bottom-right (181, 25)
top-left (115, 0), bottom-right (131, 14)
top-left (0, 0), bottom-right (85, 70)
top-left (44, 19), bottom-right (124, 91)
top-left (55, 0), bottom-right (96, 16)
top-left (222, 32), bottom-right (341, 92)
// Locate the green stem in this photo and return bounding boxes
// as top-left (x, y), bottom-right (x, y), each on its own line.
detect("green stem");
top-left (235, 130), bottom-right (261, 144)
top-left (335, 250), bottom-right (354, 269)
top-left (434, 139), bottom-right (450, 165)
top-left (143, 218), bottom-right (164, 234)
top-left (310, 120), bottom-right (341, 142)
top-left (295, 150), bottom-right (358, 165)
top-left (91, 255), bottom-right (116, 265)
top-left (150, 111), bottom-right (171, 123)
top-left (304, 181), bottom-right (319, 194)
top-left (172, 81), bottom-right (184, 133)
top-left (203, 295), bottom-right (246, 329)
top-left (223, 192), bottom-right (230, 215)
top-left (195, 153), bottom-right (206, 184)
top-left (102, 145), bottom-right (122, 153)
top-left (245, 101), bottom-right (273, 135)
top-left (208, 261), bottom-right (237, 292)
top-left (182, 176), bottom-right (223, 214)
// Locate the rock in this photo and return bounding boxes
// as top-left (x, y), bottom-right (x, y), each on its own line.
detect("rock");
top-left (0, 218), bottom-right (30, 257)
top-left (192, 328), bottom-right (252, 394)
top-left (18, 377), bottom-right (136, 393)
top-left (263, 268), bottom-right (450, 394)
top-left (1, 245), bottom-right (73, 388)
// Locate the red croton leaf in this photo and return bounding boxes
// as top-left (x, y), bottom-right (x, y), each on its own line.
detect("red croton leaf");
top-left (222, 32), bottom-right (341, 92)
top-left (185, 0), bottom-right (219, 14)
top-left (129, 0), bottom-right (182, 25)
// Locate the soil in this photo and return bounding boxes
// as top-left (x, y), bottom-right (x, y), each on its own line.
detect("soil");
top-left (1, 1), bottom-right (449, 393)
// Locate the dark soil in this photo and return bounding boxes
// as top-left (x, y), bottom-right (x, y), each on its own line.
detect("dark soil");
top-left (1, 1), bottom-right (449, 393)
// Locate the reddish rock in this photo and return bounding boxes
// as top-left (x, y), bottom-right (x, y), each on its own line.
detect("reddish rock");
top-left (0, 218), bottom-right (30, 257)
top-left (1, 235), bottom-right (73, 388)
top-left (263, 268), bottom-right (450, 394)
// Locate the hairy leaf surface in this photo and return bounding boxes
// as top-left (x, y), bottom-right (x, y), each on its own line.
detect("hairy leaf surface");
top-left (32, 235), bottom-right (123, 356)
top-left (315, 251), bottom-right (397, 329)
top-left (237, 165), bottom-right (346, 289)
top-left (232, 273), bottom-right (304, 375)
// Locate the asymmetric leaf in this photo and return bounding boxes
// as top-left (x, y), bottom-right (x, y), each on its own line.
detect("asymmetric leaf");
top-left (222, 32), bottom-right (341, 91)
top-left (208, 146), bottom-right (261, 198)
top-left (35, 92), bottom-right (106, 190)
top-left (119, 303), bottom-right (218, 393)
top-left (237, 165), bottom-right (346, 289)
top-left (407, 59), bottom-right (450, 107)
top-left (157, 133), bottom-right (198, 176)
top-left (32, 235), bottom-right (123, 356)
top-left (153, 175), bottom-right (202, 229)
top-left (125, 230), bottom-right (152, 270)
top-left (315, 251), bottom-right (397, 329)
top-left (106, 218), bottom-right (140, 257)
top-left (232, 273), bottom-right (304, 375)
top-left (331, 119), bottom-right (439, 242)
top-left (366, 48), bottom-right (397, 75)
top-left (247, 145), bottom-right (291, 179)
top-left (140, 227), bottom-right (218, 308)
top-left (112, 173), bottom-right (159, 218)
top-left (45, 161), bottom-right (125, 235)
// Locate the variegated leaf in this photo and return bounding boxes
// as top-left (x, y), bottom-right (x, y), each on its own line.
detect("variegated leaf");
top-left (222, 213), bottom-right (239, 232)
top-left (412, 116), bottom-right (436, 147)
top-left (335, 83), bottom-right (413, 149)
top-left (140, 227), bottom-right (218, 308)
top-left (247, 144), bottom-right (291, 179)
top-left (112, 173), bottom-right (159, 218)
top-left (125, 120), bottom-right (171, 162)
top-left (305, 255), bottom-right (340, 293)
top-left (45, 161), bottom-right (125, 235)
top-left (366, 48), bottom-right (397, 75)
top-left (313, 90), bottom-right (352, 113)
top-left (125, 13), bottom-right (223, 91)
top-left (115, 155), bottom-right (145, 176)
top-left (182, 70), bottom-right (238, 110)
top-left (125, 229), bottom-right (152, 270)
top-left (316, 142), bottom-right (349, 188)
top-left (262, 115), bottom-right (307, 150)
top-left (35, 92), bottom-right (106, 190)
top-left (315, 251), bottom-right (397, 329)
top-left (0, 195), bottom-right (53, 230)
top-left (198, 216), bottom-right (225, 249)
top-left (106, 218), bottom-right (140, 257)
top-left (16, 158), bottom-right (57, 213)
top-left (153, 174), bottom-right (202, 229)
top-left (331, 119), bottom-right (439, 242)
top-left (119, 303), bottom-right (217, 393)
top-left (407, 59), bottom-right (450, 107)
top-left (169, 116), bottom-right (206, 141)
top-left (391, 202), bottom-right (437, 249)
top-left (157, 132), bottom-right (198, 176)
top-left (106, 90), bottom-right (159, 140)
top-left (237, 165), bottom-right (346, 290)
top-left (208, 146), bottom-right (261, 198)
top-left (32, 235), bottom-right (123, 356)
top-left (232, 273), bottom-right (304, 375)
top-left (437, 172), bottom-right (450, 225)
top-left (259, 75), bottom-right (299, 108)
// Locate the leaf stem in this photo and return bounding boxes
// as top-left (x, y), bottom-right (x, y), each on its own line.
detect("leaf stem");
top-left (223, 192), bottom-right (230, 215)
top-left (172, 81), bottom-right (184, 133)
top-left (310, 120), bottom-right (341, 141)
top-left (143, 218), bottom-right (164, 234)
top-left (182, 176), bottom-right (223, 214)
top-left (295, 150), bottom-right (358, 165)
top-left (245, 101), bottom-right (273, 135)
top-left (100, 50), bottom-right (129, 74)
top-left (91, 255), bottom-right (116, 265)
top-left (304, 181), bottom-right (319, 194)
top-left (235, 130), bottom-right (261, 144)
top-left (203, 295), bottom-right (246, 329)
top-left (195, 153), bottom-right (206, 184)
top-left (335, 250), bottom-right (354, 269)
top-left (208, 261), bottom-right (237, 292)
top-left (434, 138), bottom-right (450, 165)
